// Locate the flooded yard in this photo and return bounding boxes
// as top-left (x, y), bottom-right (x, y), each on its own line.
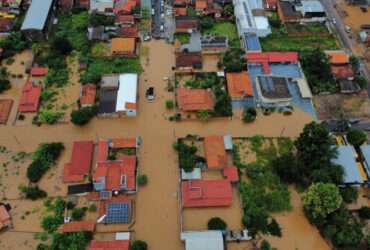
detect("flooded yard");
top-left (0, 40), bottom-right (315, 250)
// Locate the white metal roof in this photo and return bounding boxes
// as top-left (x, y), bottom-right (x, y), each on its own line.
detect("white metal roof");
top-left (254, 16), bottom-right (269, 30)
top-left (115, 74), bottom-right (138, 112)
top-left (115, 232), bottom-right (130, 240)
top-left (181, 231), bottom-right (224, 250)
top-left (21, 0), bottom-right (54, 31)
top-left (90, 0), bottom-right (114, 12)
top-left (296, 78), bottom-right (313, 98)
top-left (181, 168), bottom-right (202, 180)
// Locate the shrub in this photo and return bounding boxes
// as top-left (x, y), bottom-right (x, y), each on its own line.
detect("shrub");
top-left (358, 206), bottom-right (370, 219)
top-left (197, 110), bottom-right (212, 121)
top-left (207, 217), bottom-right (227, 230)
top-left (41, 215), bottom-right (63, 233)
top-left (137, 174), bottom-right (148, 186)
top-left (242, 107), bottom-right (257, 123)
top-left (339, 186), bottom-right (358, 204)
top-left (260, 240), bottom-right (273, 250)
top-left (347, 128), bottom-right (367, 147)
top-left (130, 240), bottom-right (148, 250)
top-left (71, 207), bottom-right (86, 221)
top-left (52, 36), bottom-right (73, 55)
top-left (38, 110), bottom-right (64, 124)
top-left (88, 204), bottom-right (97, 212)
top-left (71, 105), bottom-right (97, 126)
top-left (0, 79), bottom-right (10, 93)
top-left (19, 185), bottom-right (47, 200)
top-left (165, 100), bottom-right (174, 109)
top-left (200, 16), bottom-right (214, 30)
top-left (173, 141), bottom-right (198, 172)
top-left (221, 49), bottom-right (247, 72)
top-left (27, 159), bottom-right (49, 182)
top-left (267, 218), bottom-right (282, 237)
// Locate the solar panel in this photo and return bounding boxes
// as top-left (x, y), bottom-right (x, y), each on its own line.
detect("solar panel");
top-left (100, 191), bottom-right (111, 199)
top-left (104, 202), bottom-right (130, 224)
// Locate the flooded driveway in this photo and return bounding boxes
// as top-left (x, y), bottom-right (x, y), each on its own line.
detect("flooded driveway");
top-left (0, 40), bottom-right (316, 250)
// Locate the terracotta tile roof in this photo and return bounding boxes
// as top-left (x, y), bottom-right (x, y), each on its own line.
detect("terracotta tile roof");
top-left (196, 0), bottom-right (207, 10)
top-left (0, 18), bottom-right (13, 32)
top-left (265, 0), bottom-right (278, 9)
top-left (93, 157), bottom-right (136, 191)
top-left (226, 71), bottom-right (253, 98)
top-left (174, 0), bottom-right (187, 6)
top-left (119, 25), bottom-right (139, 38)
top-left (175, 53), bottom-right (202, 68)
top-left (0, 99), bottom-right (13, 124)
top-left (111, 138), bottom-right (137, 148)
top-left (111, 38), bottom-right (136, 54)
top-left (63, 141), bottom-right (94, 183)
top-left (97, 140), bottom-right (109, 162)
top-left (175, 16), bottom-right (199, 32)
top-left (176, 88), bottom-right (214, 111)
top-left (331, 65), bottom-right (354, 79)
top-left (182, 180), bottom-right (232, 208)
top-left (114, 0), bottom-right (136, 14)
top-left (19, 79), bottom-right (42, 113)
top-left (174, 7), bottom-right (187, 16)
top-left (246, 51), bottom-right (298, 74)
top-left (30, 67), bottom-right (48, 77)
top-left (125, 102), bottom-right (137, 110)
top-left (223, 166), bottom-right (239, 183)
top-left (89, 240), bottom-right (130, 250)
top-left (77, 0), bottom-right (89, 9)
top-left (115, 14), bottom-right (135, 24)
top-left (61, 221), bottom-right (96, 233)
top-left (80, 83), bottom-right (97, 106)
top-left (0, 205), bottom-right (11, 230)
top-left (204, 135), bottom-right (227, 169)
top-left (326, 51), bottom-right (349, 65)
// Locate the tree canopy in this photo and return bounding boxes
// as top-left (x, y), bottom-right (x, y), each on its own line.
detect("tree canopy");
top-left (347, 128), bottom-right (367, 147)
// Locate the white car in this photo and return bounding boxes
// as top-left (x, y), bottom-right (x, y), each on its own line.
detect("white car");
top-left (151, 8), bottom-right (155, 15)
top-left (160, 25), bottom-right (164, 32)
top-left (332, 18), bottom-right (336, 24)
top-left (143, 35), bottom-right (151, 41)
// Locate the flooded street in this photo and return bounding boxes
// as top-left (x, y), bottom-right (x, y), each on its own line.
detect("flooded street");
top-left (0, 40), bottom-right (316, 249)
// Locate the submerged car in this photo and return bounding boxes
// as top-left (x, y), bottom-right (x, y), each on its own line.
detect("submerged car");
top-left (145, 87), bottom-right (155, 101)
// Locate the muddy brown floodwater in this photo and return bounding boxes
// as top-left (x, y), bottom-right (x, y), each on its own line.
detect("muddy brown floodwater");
top-left (0, 40), bottom-right (318, 250)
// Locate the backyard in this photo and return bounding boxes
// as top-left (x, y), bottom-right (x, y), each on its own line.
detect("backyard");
top-left (203, 21), bottom-right (240, 48)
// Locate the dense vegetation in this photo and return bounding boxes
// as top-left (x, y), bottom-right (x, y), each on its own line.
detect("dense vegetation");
top-left (27, 143), bottom-right (64, 183)
top-left (19, 185), bottom-right (47, 200)
top-left (70, 105), bottom-right (97, 125)
top-left (173, 140), bottom-right (200, 172)
top-left (0, 68), bottom-right (11, 93)
top-left (220, 49), bottom-right (247, 72)
top-left (208, 217), bottom-right (227, 230)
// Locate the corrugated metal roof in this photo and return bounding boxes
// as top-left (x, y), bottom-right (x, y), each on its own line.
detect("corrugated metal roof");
top-left (21, 0), bottom-right (54, 31)
top-left (360, 145), bottom-right (370, 177)
top-left (181, 231), bottom-right (224, 250)
top-left (332, 145), bottom-right (363, 184)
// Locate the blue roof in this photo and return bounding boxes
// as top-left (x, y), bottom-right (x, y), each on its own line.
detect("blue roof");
top-left (332, 145), bottom-right (363, 184)
top-left (244, 33), bottom-right (261, 51)
top-left (21, 0), bottom-right (54, 31)
top-left (360, 145), bottom-right (370, 177)
top-left (104, 202), bottom-right (130, 224)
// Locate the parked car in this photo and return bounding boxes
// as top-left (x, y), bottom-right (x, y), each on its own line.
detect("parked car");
top-left (146, 87), bottom-right (155, 101)
top-left (143, 35), bottom-right (151, 41)
top-left (345, 25), bottom-right (352, 33)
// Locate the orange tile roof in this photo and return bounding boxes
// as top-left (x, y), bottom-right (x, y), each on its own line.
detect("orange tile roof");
top-left (125, 102), bottom-right (137, 110)
top-left (174, 7), bottom-right (187, 16)
top-left (89, 240), bottom-right (130, 250)
top-left (0, 205), bottom-right (11, 230)
top-left (331, 65), bottom-right (354, 79)
top-left (326, 51), bottom-right (349, 64)
top-left (196, 0), bottom-right (207, 10)
top-left (204, 135), bottom-right (227, 169)
top-left (111, 38), bottom-right (136, 54)
top-left (111, 138), bottom-right (137, 148)
top-left (61, 221), bottom-right (96, 233)
top-left (80, 83), bottom-right (97, 106)
top-left (176, 88), bottom-right (214, 111)
top-left (226, 71), bottom-right (253, 98)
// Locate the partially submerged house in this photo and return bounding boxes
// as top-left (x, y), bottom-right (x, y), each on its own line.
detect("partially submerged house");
top-left (21, 0), bottom-right (56, 40)
top-left (181, 179), bottom-right (233, 208)
top-left (89, 240), bottom-right (130, 250)
top-left (226, 71), bottom-right (254, 108)
top-left (176, 88), bottom-right (214, 112)
top-left (201, 36), bottom-right (228, 53)
top-left (88, 26), bottom-right (108, 41)
top-left (204, 135), bottom-right (232, 169)
top-left (98, 199), bottom-right (132, 223)
top-left (175, 16), bottom-right (200, 33)
top-left (0, 204), bottom-right (12, 231)
top-left (175, 53), bottom-right (203, 70)
top-left (181, 231), bottom-right (224, 250)
top-left (80, 83), bottom-right (97, 107)
top-left (30, 67), bottom-right (48, 77)
top-left (18, 79), bottom-right (42, 113)
top-left (277, 0), bottom-right (326, 23)
top-left (332, 145), bottom-right (366, 186)
top-left (255, 75), bottom-right (292, 107)
top-left (63, 141), bottom-right (94, 183)
top-left (111, 37), bottom-right (136, 57)
top-left (89, 0), bottom-right (114, 13)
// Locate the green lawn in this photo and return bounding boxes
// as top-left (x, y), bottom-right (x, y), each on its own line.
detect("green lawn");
top-left (174, 33), bottom-right (190, 44)
top-left (203, 21), bottom-right (240, 48)
top-left (260, 31), bottom-right (339, 52)
top-left (286, 22), bottom-right (329, 33)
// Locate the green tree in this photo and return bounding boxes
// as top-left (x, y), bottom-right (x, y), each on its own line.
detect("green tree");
top-left (200, 16), bottom-right (214, 30)
top-left (272, 153), bottom-right (299, 183)
top-left (242, 206), bottom-right (269, 237)
top-left (41, 215), bottom-right (63, 233)
top-left (267, 218), bottom-right (282, 237)
top-left (221, 48), bottom-right (247, 72)
top-left (70, 105), bottom-right (97, 126)
top-left (71, 207), bottom-right (86, 221)
top-left (347, 128), bottom-right (367, 147)
top-left (52, 36), bottom-right (73, 55)
top-left (207, 217), bottom-right (227, 230)
top-left (242, 107), bottom-right (257, 123)
top-left (137, 174), bottom-right (148, 186)
top-left (197, 110), bottom-right (212, 121)
top-left (130, 240), bottom-right (148, 250)
top-left (0, 79), bottom-right (10, 93)
top-left (339, 186), bottom-right (358, 203)
top-left (165, 100), bottom-right (174, 109)
top-left (19, 185), bottom-right (47, 200)
top-left (302, 183), bottom-right (342, 222)
top-left (223, 4), bottom-right (234, 17)
top-left (358, 206), bottom-right (370, 219)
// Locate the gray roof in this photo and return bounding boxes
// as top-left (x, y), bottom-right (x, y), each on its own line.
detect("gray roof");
top-left (298, 0), bottom-right (325, 13)
top-left (360, 145), bottom-right (370, 177)
top-left (21, 0), bottom-right (54, 31)
top-left (244, 33), bottom-right (261, 51)
top-left (332, 145), bottom-right (363, 184)
top-left (98, 89), bottom-right (118, 114)
top-left (100, 75), bottom-right (119, 89)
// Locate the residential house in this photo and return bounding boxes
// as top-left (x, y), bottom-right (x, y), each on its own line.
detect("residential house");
top-left (201, 35), bottom-right (228, 53)
top-left (0, 99), bottom-right (13, 124)
top-left (63, 141), bottom-right (94, 183)
top-left (98, 75), bottom-right (119, 117)
top-left (174, 0), bottom-right (188, 16)
top-left (88, 26), bottom-right (108, 41)
top-left (76, 0), bottom-right (89, 9)
top-left (204, 135), bottom-right (230, 169)
top-left (80, 83), bottom-right (97, 107)
top-left (332, 145), bottom-right (366, 186)
top-left (89, 0), bottom-right (114, 13)
top-left (243, 33), bottom-right (262, 51)
top-left (114, 0), bottom-right (136, 15)
top-left (21, 0), bottom-right (56, 40)
top-left (175, 52), bottom-right (203, 70)
top-left (264, 0), bottom-right (278, 9)
top-left (181, 231), bottom-right (224, 250)
top-left (0, 18), bottom-right (14, 36)
top-left (89, 240), bottom-right (130, 250)
top-left (93, 156), bottom-right (137, 195)
top-left (0, 204), bottom-right (12, 230)
top-left (234, 0), bottom-right (271, 39)
top-left (0, 0), bottom-right (22, 14)
top-left (61, 221), bottom-right (96, 233)
top-left (30, 67), bottom-right (48, 77)
top-left (181, 179), bottom-right (233, 207)
top-left (115, 74), bottom-right (138, 117)
top-left (176, 87), bottom-right (214, 112)
top-left (118, 25), bottom-right (139, 38)
top-left (111, 37), bottom-right (136, 57)
top-left (97, 140), bottom-right (109, 162)
top-left (226, 71), bottom-right (254, 108)
top-left (175, 16), bottom-right (200, 33)
top-left (255, 75), bottom-right (292, 107)
top-left (19, 79), bottom-right (42, 113)
top-left (115, 14), bottom-right (135, 26)
top-left (97, 199), bottom-right (132, 223)
top-left (277, 0), bottom-right (326, 23)
top-left (58, 0), bottom-right (74, 11)
top-left (360, 145), bottom-right (370, 181)
top-left (223, 166), bottom-right (239, 184)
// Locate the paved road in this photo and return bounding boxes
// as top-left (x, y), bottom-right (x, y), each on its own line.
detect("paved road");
top-left (320, 0), bottom-right (370, 95)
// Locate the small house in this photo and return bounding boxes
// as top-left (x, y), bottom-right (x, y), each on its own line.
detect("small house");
top-left (176, 88), bottom-right (214, 112)
top-left (175, 52), bottom-right (203, 70)
top-left (175, 16), bottom-right (200, 33)
top-left (111, 37), bottom-right (136, 57)
top-left (89, 240), bottom-right (130, 250)
top-left (0, 204), bottom-right (12, 230)
top-left (80, 83), bottom-right (97, 107)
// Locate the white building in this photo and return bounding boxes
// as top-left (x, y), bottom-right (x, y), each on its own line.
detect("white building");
top-left (234, 0), bottom-right (271, 38)
top-left (90, 0), bottom-right (114, 13)
top-left (181, 231), bottom-right (224, 250)
top-left (116, 74), bottom-right (138, 117)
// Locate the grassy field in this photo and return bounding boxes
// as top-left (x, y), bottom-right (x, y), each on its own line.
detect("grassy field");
top-left (260, 28), bottom-right (339, 51)
top-left (203, 21), bottom-right (240, 48)
top-left (174, 33), bottom-right (190, 44)
top-left (285, 22), bottom-right (329, 33)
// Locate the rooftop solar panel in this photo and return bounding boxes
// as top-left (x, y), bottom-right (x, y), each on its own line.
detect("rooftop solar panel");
top-left (104, 202), bottom-right (130, 224)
